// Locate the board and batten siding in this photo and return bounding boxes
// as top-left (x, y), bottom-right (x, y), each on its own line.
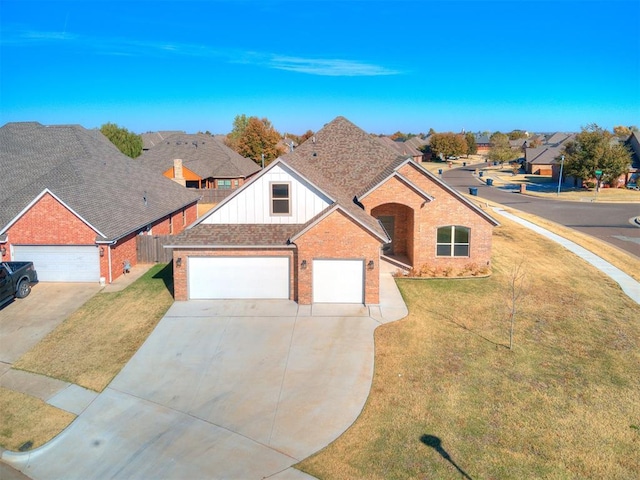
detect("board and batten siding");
top-left (202, 163), bottom-right (332, 224)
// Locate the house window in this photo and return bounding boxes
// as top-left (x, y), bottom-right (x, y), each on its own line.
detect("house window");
top-left (182, 208), bottom-right (187, 226)
top-left (169, 216), bottom-right (173, 234)
top-left (436, 226), bottom-right (470, 257)
top-left (218, 179), bottom-right (231, 189)
top-left (234, 180), bottom-right (239, 187)
top-left (271, 182), bottom-right (291, 215)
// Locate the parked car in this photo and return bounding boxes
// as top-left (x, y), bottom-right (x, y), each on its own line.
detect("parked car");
top-left (626, 183), bottom-right (639, 190)
top-left (0, 261), bottom-right (38, 306)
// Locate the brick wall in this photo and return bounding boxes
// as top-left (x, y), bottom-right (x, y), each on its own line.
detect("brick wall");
top-left (295, 209), bottom-right (381, 304)
top-left (171, 248), bottom-right (295, 301)
top-left (7, 193), bottom-right (97, 245)
top-left (363, 164), bottom-right (494, 271)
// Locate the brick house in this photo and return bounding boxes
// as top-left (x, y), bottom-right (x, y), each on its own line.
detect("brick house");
top-left (0, 122), bottom-right (200, 283)
top-left (139, 133), bottom-right (260, 190)
top-left (168, 117), bottom-right (499, 305)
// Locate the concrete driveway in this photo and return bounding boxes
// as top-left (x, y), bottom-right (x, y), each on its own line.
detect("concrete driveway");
top-left (3, 270), bottom-right (408, 479)
top-left (0, 283), bottom-right (101, 369)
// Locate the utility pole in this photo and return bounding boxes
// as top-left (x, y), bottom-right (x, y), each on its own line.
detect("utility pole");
top-left (557, 155), bottom-right (564, 196)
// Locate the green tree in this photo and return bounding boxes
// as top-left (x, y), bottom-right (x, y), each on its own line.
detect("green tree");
top-left (429, 133), bottom-right (468, 160)
top-left (465, 132), bottom-right (477, 156)
top-left (613, 125), bottom-right (632, 139)
top-left (226, 116), bottom-right (284, 166)
top-left (488, 132), bottom-right (519, 163)
top-left (508, 129), bottom-right (528, 140)
top-left (562, 124), bottom-right (632, 186)
top-left (100, 123), bottom-right (143, 158)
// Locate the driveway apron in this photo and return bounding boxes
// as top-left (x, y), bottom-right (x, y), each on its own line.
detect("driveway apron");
top-left (3, 281), bottom-right (408, 479)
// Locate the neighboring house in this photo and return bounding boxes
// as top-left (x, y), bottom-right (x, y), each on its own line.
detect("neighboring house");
top-left (139, 133), bottom-right (260, 190)
top-left (168, 117), bottom-right (499, 305)
top-left (526, 133), bottom-right (575, 176)
top-left (475, 134), bottom-right (491, 153)
top-left (0, 122), bottom-right (200, 284)
top-left (377, 136), bottom-right (425, 163)
top-left (141, 131), bottom-right (185, 151)
top-left (625, 130), bottom-right (640, 185)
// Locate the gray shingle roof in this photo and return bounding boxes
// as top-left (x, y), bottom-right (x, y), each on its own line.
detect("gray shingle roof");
top-left (0, 122), bottom-right (200, 242)
top-left (139, 133), bottom-right (260, 180)
top-left (167, 224), bottom-right (300, 247)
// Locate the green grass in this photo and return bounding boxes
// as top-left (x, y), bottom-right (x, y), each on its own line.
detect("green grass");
top-left (297, 217), bottom-right (640, 479)
top-left (14, 263), bottom-right (174, 392)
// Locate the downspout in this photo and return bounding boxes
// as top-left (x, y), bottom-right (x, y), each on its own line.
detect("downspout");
top-left (108, 245), bottom-right (113, 284)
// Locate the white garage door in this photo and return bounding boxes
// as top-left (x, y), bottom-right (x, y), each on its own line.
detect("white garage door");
top-left (188, 257), bottom-right (290, 300)
top-left (313, 259), bottom-right (364, 304)
top-left (13, 245), bottom-right (100, 282)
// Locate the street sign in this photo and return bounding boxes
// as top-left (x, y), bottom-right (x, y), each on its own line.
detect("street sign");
top-left (595, 170), bottom-right (603, 176)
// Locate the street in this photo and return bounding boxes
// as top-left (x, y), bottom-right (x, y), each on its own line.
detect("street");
top-left (442, 163), bottom-right (640, 258)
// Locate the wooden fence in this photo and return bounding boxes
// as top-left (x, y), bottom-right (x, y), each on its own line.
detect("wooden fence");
top-left (136, 235), bottom-right (174, 264)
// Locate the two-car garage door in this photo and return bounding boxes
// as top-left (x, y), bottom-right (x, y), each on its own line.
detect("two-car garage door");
top-left (189, 257), bottom-right (290, 300)
top-left (13, 245), bottom-right (100, 282)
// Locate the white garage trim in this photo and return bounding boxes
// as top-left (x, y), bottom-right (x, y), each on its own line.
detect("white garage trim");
top-left (312, 259), bottom-right (364, 304)
top-left (188, 256), bottom-right (290, 300)
top-left (13, 245), bottom-right (100, 282)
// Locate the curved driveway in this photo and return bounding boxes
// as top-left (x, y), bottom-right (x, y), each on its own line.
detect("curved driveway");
top-left (3, 271), bottom-right (408, 480)
top-left (442, 164), bottom-right (640, 258)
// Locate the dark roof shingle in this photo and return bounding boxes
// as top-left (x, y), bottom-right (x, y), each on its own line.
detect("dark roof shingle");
top-left (0, 122), bottom-right (200, 241)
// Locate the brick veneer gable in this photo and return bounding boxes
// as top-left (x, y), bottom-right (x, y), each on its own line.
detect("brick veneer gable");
top-left (295, 209), bottom-right (381, 304)
top-left (363, 163), bottom-right (494, 270)
top-left (7, 192), bottom-right (97, 244)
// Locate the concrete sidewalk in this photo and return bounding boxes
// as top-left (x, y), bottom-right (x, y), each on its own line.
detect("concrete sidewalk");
top-left (493, 208), bottom-right (640, 304)
top-left (2, 266), bottom-right (408, 480)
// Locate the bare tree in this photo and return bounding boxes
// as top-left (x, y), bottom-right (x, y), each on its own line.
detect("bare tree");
top-left (507, 261), bottom-right (527, 350)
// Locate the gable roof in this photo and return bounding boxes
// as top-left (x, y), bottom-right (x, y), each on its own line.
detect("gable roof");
top-left (141, 131), bottom-right (185, 150)
top-left (139, 133), bottom-right (260, 180)
top-left (0, 122), bottom-right (200, 242)
top-left (525, 145), bottom-right (563, 165)
top-left (376, 136), bottom-right (423, 157)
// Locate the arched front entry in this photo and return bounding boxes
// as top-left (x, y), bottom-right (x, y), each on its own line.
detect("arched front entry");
top-left (371, 203), bottom-right (415, 266)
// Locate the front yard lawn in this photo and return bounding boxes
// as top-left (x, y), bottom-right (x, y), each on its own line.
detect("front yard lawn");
top-left (297, 217), bottom-right (640, 479)
top-left (14, 263), bottom-right (174, 392)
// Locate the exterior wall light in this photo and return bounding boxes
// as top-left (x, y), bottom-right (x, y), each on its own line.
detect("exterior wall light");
top-left (176, 257), bottom-right (182, 267)
top-left (301, 260), bottom-right (307, 269)
top-left (99, 247), bottom-right (105, 257)
top-left (367, 260), bottom-right (375, 270)
top-left (0, 246), bottom-right (6, 256)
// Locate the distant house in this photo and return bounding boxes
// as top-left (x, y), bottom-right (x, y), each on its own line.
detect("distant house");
top-left (625, 131), bottom-right (640, 185)
top-left (475, 134), bottom-right (491, 153)
top-left (0, 122), bottom-right (199, 283)
top-left (139, 133), bottom-right (260, 190)
top-left (525, 133), bottom-right (575, 176)
top-left (377, 136), bottom-right (425, 162)
top-left (141, 131), bottom-right (185, 151)
top-left (167, 117), bottom-right (499, 305)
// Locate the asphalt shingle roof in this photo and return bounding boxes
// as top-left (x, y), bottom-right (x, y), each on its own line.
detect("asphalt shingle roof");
top-left (139, 133), bottom-right (260, 180)
top-left (0, 122), bottom-right (200, 242)
top-left (167, 223), bottom-right (300, 247)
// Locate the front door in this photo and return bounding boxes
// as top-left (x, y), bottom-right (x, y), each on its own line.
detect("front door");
top-left (378, 216), bottom-right (395, 255)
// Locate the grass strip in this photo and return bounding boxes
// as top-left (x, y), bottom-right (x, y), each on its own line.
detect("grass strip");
top-left (13, 263), bottom-right (174, 392)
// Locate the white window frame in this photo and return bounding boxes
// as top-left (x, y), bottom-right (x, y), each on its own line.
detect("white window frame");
top-left (436, 225), bottom-right (470, 257)
top-left (270, 181), bottom-right (291, 216)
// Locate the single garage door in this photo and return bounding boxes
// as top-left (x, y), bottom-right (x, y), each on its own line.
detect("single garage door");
top-left (13, 245), bottom-right (100, 282)
top-left (188, 257), bottom-right (290, 299)
top-left (313, 259), bottom-right (364, 303)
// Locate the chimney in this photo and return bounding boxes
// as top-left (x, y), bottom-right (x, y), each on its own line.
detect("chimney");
top-left (173, 159), bottom-right (186, 186)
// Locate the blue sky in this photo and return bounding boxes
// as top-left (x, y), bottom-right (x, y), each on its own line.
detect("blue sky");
top-left (1, 0), bottom-right (639, 135)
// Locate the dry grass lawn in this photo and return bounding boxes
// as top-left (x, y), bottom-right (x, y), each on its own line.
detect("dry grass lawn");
top-left (0, 388), bottom-right (75, 451)
top-left (297, 217), bottom-right (640, 479)
top-left (14, 263), bottom-right (174, 392)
